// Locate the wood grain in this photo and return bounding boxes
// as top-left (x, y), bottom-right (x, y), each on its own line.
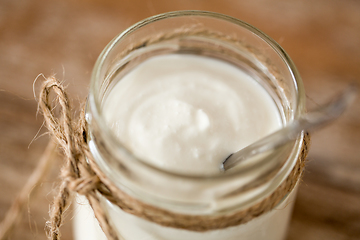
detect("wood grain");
top-left (0, 0), bottom-right (359, 239)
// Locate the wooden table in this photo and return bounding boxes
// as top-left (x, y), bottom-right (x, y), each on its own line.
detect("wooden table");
top-left (1, 0), bottom-right (359, 239)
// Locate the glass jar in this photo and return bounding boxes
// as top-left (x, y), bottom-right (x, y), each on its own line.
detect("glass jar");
top-left (74, 10), bottom-right (306, 240)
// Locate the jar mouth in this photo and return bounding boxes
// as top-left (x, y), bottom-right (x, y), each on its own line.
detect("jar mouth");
top-left (88, 10), bottom-right (305, 180)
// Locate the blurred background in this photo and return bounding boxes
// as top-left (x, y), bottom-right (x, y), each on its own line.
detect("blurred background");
top-left (0, 0), bottom-right (359, 239)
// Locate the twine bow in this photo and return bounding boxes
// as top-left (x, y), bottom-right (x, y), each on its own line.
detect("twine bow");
top-left (39, 76), bottom-right (119, 240)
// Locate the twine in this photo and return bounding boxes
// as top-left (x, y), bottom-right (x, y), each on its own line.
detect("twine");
top-left (0, 27), bottom-right (310, 240)
top-left (0, 76), bottom-right (309, 240)
top-left (38, 77), bottom-right (119, 240)
top-left (42, 75), bottom-right (309, 239)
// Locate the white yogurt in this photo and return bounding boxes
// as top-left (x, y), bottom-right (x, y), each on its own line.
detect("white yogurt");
top-left (103, 54), bottom-right (282, 175)
top-left (74, 54), bottom-right (292, 240)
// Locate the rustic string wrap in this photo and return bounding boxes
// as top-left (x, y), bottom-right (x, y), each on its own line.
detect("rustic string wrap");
top-left (36, 74), bottom-right (310, 240)
top-left (35, 27), bottom-right (310, 239)
top-left (39, 77), bottom-right (119, 240)
top-left (38, 26), bottom-right (311, 239)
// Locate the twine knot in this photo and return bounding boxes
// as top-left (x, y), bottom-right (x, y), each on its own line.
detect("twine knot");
top-left (39, 76), bottom-right (119, 240)
top-left (67, 176), bottom-right (100, 195)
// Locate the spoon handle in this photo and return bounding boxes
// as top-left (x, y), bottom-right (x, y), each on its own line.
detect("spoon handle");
top-left (221, 84), bottom-right (357, 171)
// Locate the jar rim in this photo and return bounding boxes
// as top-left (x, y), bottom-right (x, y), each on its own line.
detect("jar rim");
top-left (88, 10), bottom-right (306, 180)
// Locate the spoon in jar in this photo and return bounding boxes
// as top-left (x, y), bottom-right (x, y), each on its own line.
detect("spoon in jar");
top-left (221, 84), bottom-right (357, 172)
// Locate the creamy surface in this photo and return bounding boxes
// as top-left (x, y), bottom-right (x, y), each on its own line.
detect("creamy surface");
top-left (103, 54), bottom-right (282, 175)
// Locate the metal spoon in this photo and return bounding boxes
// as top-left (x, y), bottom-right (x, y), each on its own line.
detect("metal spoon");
top-left (221, 84), bottom-right (357, 172)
